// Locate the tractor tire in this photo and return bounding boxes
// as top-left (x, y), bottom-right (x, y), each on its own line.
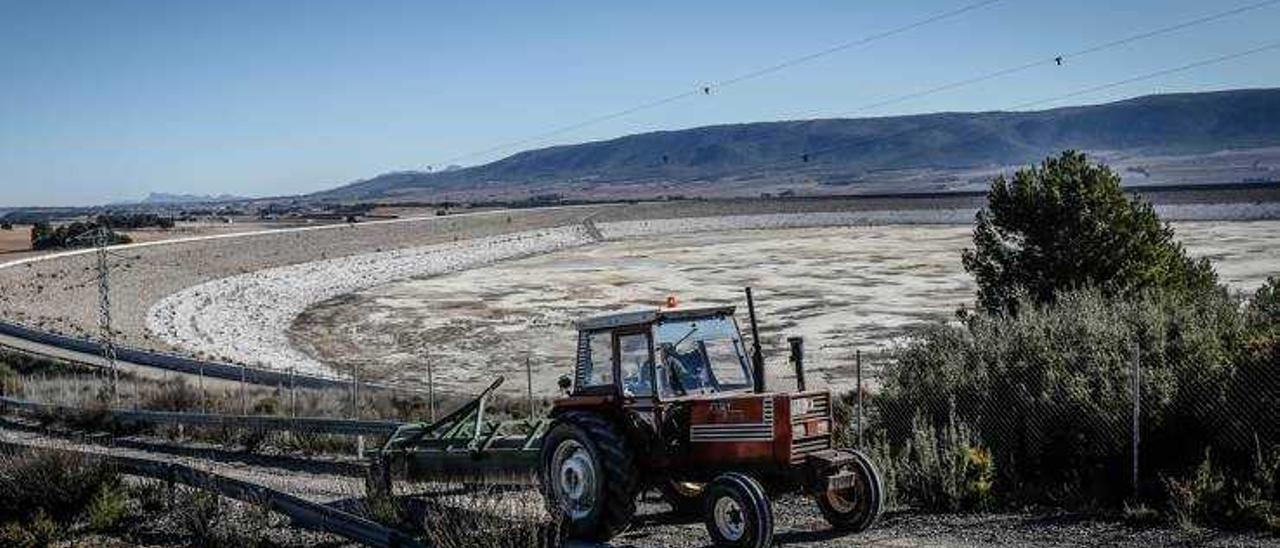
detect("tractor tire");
top-left (815, 448), bottom-right (884, 532)
top-left (539, 411), bottom-right (639, 542)
top-left (702, 473), bottom-right (773, 548)
top-left (658, 480), bottom-right (704, 516)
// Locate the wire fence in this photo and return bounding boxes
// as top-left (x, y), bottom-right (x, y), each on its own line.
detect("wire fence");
top-left (829, 338), bottom-right (1279, 510)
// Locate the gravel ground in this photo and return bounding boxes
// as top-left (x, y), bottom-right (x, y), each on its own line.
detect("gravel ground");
top-left (607, 495), bottom-right (1280, 548)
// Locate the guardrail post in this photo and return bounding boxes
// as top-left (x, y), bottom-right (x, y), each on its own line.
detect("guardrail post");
top-left (1132, 341), bottom-right (1142, 499)
top-left (427, 355), bottom-right (436, 422)
top-left (526, 356), bottom-right (534, 419)
top-left (240, 363), bottom-right (247, 415)
top-left (289, 368), bottom-right (297, 418)
top-left (198, 364), bottom-right (206, 413)
top-left (856, 349), bottom-right (864, 449)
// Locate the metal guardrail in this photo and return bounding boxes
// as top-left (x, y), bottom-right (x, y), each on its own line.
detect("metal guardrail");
top-left (0, 395), bottom-right (403, 437)
top-left (0, 318), bottom-right (407, 392)
top-left (0, 440), bottom-right (424, 548)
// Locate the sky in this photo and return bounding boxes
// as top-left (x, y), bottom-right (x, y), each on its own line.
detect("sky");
top-left (1, 0), bottom-right (1277, 207)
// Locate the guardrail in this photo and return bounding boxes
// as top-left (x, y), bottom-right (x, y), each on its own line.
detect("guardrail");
top-left (0, 318), bottom-right (405, 392)
top-left (0, 395), bottom-right (404, 437)
top-left (0, 440), bottom-right (424, 548)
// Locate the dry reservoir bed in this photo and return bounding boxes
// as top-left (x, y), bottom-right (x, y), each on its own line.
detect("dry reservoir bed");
top-left (287, 219), bottom-right (1280, 396)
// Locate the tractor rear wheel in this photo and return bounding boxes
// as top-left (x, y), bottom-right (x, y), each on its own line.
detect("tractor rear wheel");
top-left (539, 411), bottom-right (639, 541)
top-left (815, 448), bottom-right (883, 532)
top-left (658, 480), bottom-right (704, 516)
top-left (702, 473), bottom-right (773, 548)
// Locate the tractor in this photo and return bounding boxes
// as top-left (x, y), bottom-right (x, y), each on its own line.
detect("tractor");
top-left (540, 288), bottom-right (883, 547)
top-left (369, 288), bottom-right (882, 548)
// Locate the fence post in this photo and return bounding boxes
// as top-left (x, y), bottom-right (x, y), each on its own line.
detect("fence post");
top-left (198, 364), bottom-right (205, 413)
top-left (526, 356), bottom-right (535, 419)
top-left (1131, 341), bottom-right (1142, 499)
top-left (240, 363), bottom-right (247, 415)
top-left (289, 368), bottom-right (296, 418)
top-left (427, 355), bottom-right (436, 422)
top-left (351, 366), bottom-right (359, 420)
top-left (856, 349), bottom-right (864, 449)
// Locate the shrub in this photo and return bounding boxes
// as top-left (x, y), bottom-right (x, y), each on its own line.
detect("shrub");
top-left (0, 449), bottom-right (120, 523)
top-left (85, 482), bottom-right (128, 532)
top-left (885, 413), bottom-right (994, 512)
top-left (142, 377), bottom-right (201, 411)
top-left (30, 221), bottom-right (131, 250)
top-left (876, 288), bottom-right (1262, 506)
top-left (175, 488), bottom-right (222, 544)
top-left (1166, 448), bottom-right (1280, 533)
top-left (0, 362), bottom-right (19, 396)
top-left (128, 479), bottom-right (170, 514)
top-left (0, 510), bottom-right (59, 548)
top-left (962, 151), bottom-right (1218, 314)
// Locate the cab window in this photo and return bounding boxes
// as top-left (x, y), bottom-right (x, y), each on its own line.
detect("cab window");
top-left (618, 332), bottom-right (653, 397)
top-left (655, 315), bottom-right (753, 397)
top-left (580, 331), bottom-right (614, 387)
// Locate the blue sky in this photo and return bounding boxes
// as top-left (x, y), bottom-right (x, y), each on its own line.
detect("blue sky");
top-left (1, 0), bottom-right (1277, 207)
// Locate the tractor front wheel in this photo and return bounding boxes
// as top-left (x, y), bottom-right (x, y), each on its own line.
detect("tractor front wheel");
top-left (702, 473), bottom-right (773, 548)
top-left (539, 411), bottom-right (639, 541)
top-left (815, 448), bottom-right (883, 532)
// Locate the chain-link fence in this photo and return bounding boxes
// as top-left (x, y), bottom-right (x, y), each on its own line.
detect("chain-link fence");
top-left (823, 325), bottom-right (1279, 516)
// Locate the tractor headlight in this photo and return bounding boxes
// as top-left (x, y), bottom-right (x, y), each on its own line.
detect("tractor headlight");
top-left (791, 397), bottom-right (812, 417)
top-left (812, 419), bottom-right (830, 435)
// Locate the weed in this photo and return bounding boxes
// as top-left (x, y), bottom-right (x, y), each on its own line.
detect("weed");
top-left (175, 488), bottom-right (223, 544)
top-left (0, 509), bottom-right (59, 548)
top-left (0, 448), bottom-right (119, 522)
top-left (85, 481), bottom-right (129, 533)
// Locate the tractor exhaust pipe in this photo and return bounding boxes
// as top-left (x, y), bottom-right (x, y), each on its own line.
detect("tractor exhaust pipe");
top-left (788, 336), bottom-right (806, 392)
top-left (745, 287), bottom-right (766, 394)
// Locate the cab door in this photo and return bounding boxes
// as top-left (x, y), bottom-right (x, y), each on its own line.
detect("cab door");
top-left (615, 327), bottom-right (659, 438)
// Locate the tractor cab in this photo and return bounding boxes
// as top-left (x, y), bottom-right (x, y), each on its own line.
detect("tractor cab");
top-left (567, 305), bottom-right (755, 401)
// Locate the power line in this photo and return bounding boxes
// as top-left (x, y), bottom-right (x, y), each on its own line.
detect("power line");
top-left (435, 0), bottom-right (1004, 166)
top-left (795, 0), bottom-right (1280, 120)
top-left (760, 39), bottom-right (1280, 173)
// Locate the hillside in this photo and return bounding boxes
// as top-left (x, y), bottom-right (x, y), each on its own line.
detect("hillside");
top-left (317, 88), bottom-right (1280, 201)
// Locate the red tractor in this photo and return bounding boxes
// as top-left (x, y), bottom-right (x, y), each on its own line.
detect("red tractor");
top-left (540, 289), bottom-right (883, 547)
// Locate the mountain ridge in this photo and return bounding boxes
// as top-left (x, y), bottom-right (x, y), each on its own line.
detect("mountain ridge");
top-left (316, 88), bottom-right (1280, 201)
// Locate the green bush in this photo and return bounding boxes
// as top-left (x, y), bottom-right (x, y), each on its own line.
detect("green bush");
top-left (30, 221), bottom-right (131, 251)
top-left (876, 288), bottom-right (1263, 506)
top-left (0, 362), bottom-right (19, 396)
top-left (142, 377), bottom-right (201, 411)
top-left (962, 151), bottom-right (1217, 314)
top-left (85, 482), bottom-right (128, 532)
top-left (1166, 448), bottom-right (1280, 533)
top-left (888, 413), bottom-right (994, 512)
top-left (175, 489), bottom-right (222, 544)
top-left (0, 449), bottom-right (120, 523)
top-left (0, 510), bottom-right (59, 548)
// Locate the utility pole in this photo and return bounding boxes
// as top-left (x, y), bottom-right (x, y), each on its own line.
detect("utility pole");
top-left (85, 226), bottom-right (120, 404)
